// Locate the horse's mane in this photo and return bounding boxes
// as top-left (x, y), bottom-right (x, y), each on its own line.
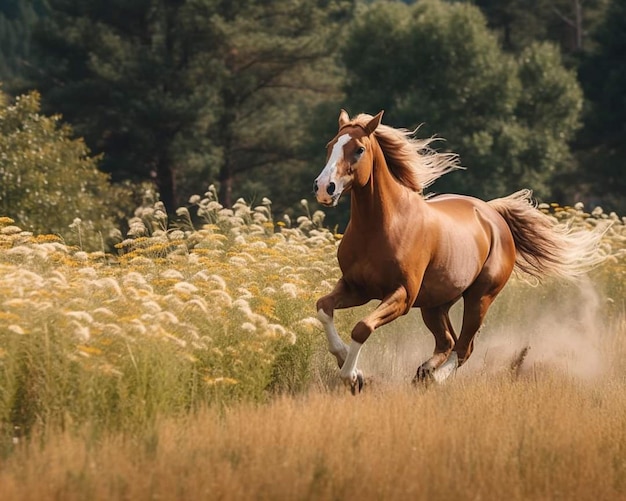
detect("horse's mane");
top-left (351, 114), bottom-right (461, 194)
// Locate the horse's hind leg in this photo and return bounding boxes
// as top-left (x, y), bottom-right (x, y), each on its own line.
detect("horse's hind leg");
top-left (414, 302), bottom-right (459, 383)
top-left (455, 290), bottom-right (499, 366)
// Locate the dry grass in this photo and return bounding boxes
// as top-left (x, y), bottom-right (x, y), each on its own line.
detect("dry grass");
top-left (2, 369), bottom-right (626, 501)
top-left (1, 198), bottom-right (625, 500)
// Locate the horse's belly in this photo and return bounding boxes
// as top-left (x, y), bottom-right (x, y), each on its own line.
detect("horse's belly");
top-left (415, 254), bottom-right (483, 307)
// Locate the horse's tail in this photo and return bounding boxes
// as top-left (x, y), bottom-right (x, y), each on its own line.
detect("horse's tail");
top-left (488, 189), bottom-right (606, 280)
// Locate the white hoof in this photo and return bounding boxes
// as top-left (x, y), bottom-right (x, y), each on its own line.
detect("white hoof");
top-left (432, 352), bottom-right (458, 383)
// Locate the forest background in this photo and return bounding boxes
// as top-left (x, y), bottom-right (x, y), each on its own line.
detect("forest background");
top-left (1, 0), bottom-right (625, 245)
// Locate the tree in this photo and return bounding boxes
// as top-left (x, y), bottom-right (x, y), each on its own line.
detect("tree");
top-left (340, 0), bottom-right (583, 200)
top-left (0, 91), bottom-right (132, 248)
top-left (0, 0), bottom-right (45, 82)
top-left (471, 0), bottom-right (609, 56)
top-left (576, 0), bottom-right (626, 212)
top-left (26, 0), bottom-right (353, 211)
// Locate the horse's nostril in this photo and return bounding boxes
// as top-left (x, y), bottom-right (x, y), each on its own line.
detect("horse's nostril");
top-left (327, 182), bottom-right (336, 196)
top-left (314, 180), bottom-right (319, 193)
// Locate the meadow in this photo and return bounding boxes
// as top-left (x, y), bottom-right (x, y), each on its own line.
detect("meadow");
top-left (0, 188), bottom-right (625, 500)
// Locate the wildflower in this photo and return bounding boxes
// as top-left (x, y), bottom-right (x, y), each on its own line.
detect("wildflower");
top-left (1, 225), bottom-right (22, 235)
top-left (241, 322), bottom-right (257, 333)
top-left (69, 218), bottom-right (82, 229)
top-left (74, 251), bottom-right (89, 262)
top-left (280, 283), bottom-right (299, 298)
top-left (156, 311), bottom-right (180, 324)
top-left (185, 298), bottom-right (209, 314)
top-left (142, 301), bottom-right (162, 314)
top-left (128, 319), bottom-right (147, 335)
top-left (65, 311), bottom-right (94, 324)
top-left (70, 320), bottom-right (90, 341)
top-left (189, 194), bottom-right (201, 204)
top-left (94, 277), bottom-right (124, 297)
top-left (173, 281), bottom-right (199, 294)
top-left (169, 230), bottom-right (185, 240)
top-left (209, 290), bottom-right (232, 308)
top-left (8, 325), bottom-right (25, 335)
top-left (161, 269), bottom-right (184, 280)
top-left (93, 307), bottom-right (116, 319)
top-left (176, 207), bottom-right (190, 217)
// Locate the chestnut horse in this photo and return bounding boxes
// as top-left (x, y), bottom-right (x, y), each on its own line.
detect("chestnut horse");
top-left (314, 110), bottom-right (603, 392)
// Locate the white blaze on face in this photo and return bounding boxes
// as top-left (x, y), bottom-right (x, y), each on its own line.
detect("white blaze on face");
top-left (314, 133), bottom-right (351, 205)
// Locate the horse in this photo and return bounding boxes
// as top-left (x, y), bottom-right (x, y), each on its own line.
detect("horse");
top-left (313, 109), bottom-right (604, 393)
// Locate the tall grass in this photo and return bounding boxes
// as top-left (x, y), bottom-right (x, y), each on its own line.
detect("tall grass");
top-left (1, 370), bottom-right (626, 500)
top-left (0, 193), bottom-right (625, 499)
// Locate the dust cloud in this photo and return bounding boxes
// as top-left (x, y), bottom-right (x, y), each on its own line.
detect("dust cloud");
top-left (355, 278), bottom-right (613, 383)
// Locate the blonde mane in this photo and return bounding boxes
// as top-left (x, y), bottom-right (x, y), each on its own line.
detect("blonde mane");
top-left (351, 114), bottom-right (461, 194)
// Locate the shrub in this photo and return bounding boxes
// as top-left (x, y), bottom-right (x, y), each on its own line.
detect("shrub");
top-left (0, 90), bottom-right (132, 250)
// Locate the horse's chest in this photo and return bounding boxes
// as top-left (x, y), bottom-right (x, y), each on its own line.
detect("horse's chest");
top-left (338, 242), bottom-right (403, 298)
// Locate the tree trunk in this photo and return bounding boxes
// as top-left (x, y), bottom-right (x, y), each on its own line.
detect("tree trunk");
top-left (218, 158), bottom-right (234, 208)
top-left (155, 155), bottom-right (177, 212)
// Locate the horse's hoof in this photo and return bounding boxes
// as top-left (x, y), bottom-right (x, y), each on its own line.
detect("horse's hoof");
top-left (413, 353), bottom-right (458, 386)
top-left (413, 366), bottom-right (434, 386)
top-left (350, 371), bottom-right (365, 395)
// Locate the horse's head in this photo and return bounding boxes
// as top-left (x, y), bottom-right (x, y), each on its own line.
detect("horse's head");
top-left (314, 109), bottom-right (384, 207)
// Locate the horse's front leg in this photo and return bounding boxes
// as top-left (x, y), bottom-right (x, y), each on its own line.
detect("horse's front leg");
top-left (339, 287), bottom-right (409, 393)
top-left (316, 278), bottom-right (369, 370)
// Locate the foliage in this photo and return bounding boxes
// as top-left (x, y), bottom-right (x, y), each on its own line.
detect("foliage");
top-left (576, 0), bottom-right (626, 213)
top-left (340, 0), bottom-right (583, 200)
top-left (472, 0), bottom-right (610, 56)
top-left (0, 0), bottom-right (46, 81)
top-left (0, 91), bottom-right (132, 249)
top-left (25, 0), bottom-right (353, 212)
top-left (0, 188), bottom-right (625, 451)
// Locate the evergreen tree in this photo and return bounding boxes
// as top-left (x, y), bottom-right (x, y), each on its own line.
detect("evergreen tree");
top-left (340, 0), bottom-right (582, 201)
top-left (577, 0), bottom-right (626, 212)
top-left (27, 0), bottom-right (352, 211)
top-left (0, 0), bottom-right (45, 82)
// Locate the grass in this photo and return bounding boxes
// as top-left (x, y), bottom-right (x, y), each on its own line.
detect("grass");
top-left (0, 193), bottom-right (625, 499)
top-left (1, 372), bottom-right (625, 500)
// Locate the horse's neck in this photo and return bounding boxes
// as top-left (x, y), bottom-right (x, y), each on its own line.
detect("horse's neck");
top-left (350, 150), bottom-right (425, 229)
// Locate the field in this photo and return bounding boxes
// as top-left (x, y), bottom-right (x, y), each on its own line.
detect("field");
top-left (1, 192), bottom-right (625, 500)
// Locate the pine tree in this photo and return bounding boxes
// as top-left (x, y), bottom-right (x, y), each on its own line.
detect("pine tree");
top-left (27, 0), bottom-right (353, 211)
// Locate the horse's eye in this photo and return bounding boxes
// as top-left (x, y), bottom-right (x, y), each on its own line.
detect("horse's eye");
top-left (355, 146), bottom-right (365, 157)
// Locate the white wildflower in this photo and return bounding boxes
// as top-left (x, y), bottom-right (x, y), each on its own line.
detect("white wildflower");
top-left (229, 256), bottom-right (248, 267)
top-left (70, 320), bottom-right (90, 341)
top-left (93, 307), bottom-right (116, 319)
top-left (209, 290), bottom-right (233, 308)
top-left (1, 225), bottom-right (23, 235)
top-left (78, 267), bottom-right (98, 279)
top-left (142, 301), bottom-right (162, 314)
top-left (185, 297), bottom-right (209, 314)
top-left (65, 311), bottom-right (94, 324)
top-left (280, 283), bottom-right (299, 298)
top-left (208, 274), bottom-right (227, 290)
top-left (8, 325), bottom-right (25, 335)
top-left (161, 269), bottom-right (184, 280)
top-left (129, 319), bottom-right (147, 335)
top-left (241, 322), bottom-right (257, 333)
top-left (156, 311), bottom-right (180, 324)
top-left (173, 282), bottom-right (199, 294)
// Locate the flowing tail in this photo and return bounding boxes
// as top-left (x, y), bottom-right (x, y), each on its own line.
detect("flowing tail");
top-left (488, 189), bottom-right (606, 280)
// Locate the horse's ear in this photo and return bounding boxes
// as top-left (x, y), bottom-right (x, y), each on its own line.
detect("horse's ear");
top-left (365, 110), bottom-right (384, 136)
top-left (338, 109), bottom-right (350, 128)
